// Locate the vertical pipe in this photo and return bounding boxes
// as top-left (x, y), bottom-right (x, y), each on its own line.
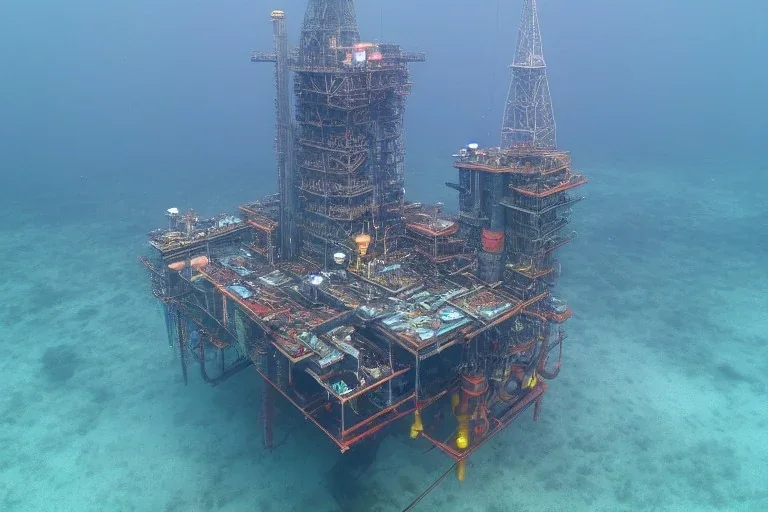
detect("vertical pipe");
top-left (164, 305), bottom-right (175, 349)
top-left (199, 332), bottom-right (211, 383)
top-left (388, 341), bottom-right (393, 406)
top-left (263, 385), bottom-right (274, 449)
top-left (276, 354), bottom-right (286, 388)
top-left (176, 315), bottom-right (188, 386)
top-left (415, 355), bottom-right (420, 403)
top-left (272, 11), bottom-right (296, 259)
top-left (261, 342), bottom-right (274, 450)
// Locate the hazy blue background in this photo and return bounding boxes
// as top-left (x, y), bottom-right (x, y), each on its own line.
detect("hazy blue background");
top-left (3, 0), bottom-right (765, 210)
top-left (1, 1), bottom-right (766, 511)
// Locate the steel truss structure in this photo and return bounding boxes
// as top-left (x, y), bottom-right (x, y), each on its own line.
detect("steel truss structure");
top-left (141, 0), bottom-right (584, 486)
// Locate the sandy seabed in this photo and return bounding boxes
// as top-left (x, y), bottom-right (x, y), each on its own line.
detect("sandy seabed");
top-left (0, 161), bottom-right (765, 512)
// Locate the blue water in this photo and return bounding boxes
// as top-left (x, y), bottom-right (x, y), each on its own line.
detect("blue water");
top-left (1, 1), bottom-right (766, 511)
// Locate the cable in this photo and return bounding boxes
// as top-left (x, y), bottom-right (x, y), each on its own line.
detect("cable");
top-left (401, 461), bottom-right (458, 512)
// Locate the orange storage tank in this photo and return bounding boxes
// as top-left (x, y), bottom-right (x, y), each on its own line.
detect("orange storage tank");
top-left (167, 261), bottom-right (186, 271)
top-left (481, 229), bottom-right (504, 253)
top-left (354, 233), bottom-right (372, 256)
top-left (190, 255), bottom-right (209, 269)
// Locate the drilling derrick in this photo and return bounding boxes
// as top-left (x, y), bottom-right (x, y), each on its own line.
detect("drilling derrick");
top-left (299, 0), bottom-right (359, 67)
top-left (293, 0), bottom-right (415, 265)
top-left (443, 0), bottom-right (585, 481)
top-left (500, 0), bottom-right (556, 149)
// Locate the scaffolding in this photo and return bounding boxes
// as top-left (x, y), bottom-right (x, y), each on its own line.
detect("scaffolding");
top-left (292, 37), bottom-right (413, 266)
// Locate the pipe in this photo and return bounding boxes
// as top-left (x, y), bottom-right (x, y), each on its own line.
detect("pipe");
top-left (198, 338), bottom-right (253, 386)
top-left (538, 333), bottom-right (563, 380)
top-left (176, 315), bottom-right (188, 386)
top-left (263, 386), bottom-right (274, 450)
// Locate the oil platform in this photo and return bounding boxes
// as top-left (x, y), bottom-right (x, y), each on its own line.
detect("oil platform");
top-left (141, 0), bottom-right (585, 485)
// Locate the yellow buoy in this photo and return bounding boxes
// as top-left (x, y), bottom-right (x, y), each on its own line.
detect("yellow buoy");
top-left (523, 371), bottom-right (538, 389)
top-left (409, 410), bottom-right (423, 439)
top-left (455, 414), bottom-right (469, 450)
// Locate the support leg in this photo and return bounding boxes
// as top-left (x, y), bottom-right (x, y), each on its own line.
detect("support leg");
top-left (533, 395), bottom-right (543, 421)
top-left (263, 385), bottom-right (274, 450)
top-left (176, 316), bottom-right (188, 386)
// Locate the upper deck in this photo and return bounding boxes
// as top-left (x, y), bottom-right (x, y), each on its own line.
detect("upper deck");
top-left (453, 146), bottom-right (571, 175)
top-left (177, 245), bottom-right (547, 362)
top-left (148, 212), bottom-right (250, 260)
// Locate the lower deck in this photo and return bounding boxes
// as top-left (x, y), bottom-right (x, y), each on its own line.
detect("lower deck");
top-left (142, 241), bottom-right (558, 457)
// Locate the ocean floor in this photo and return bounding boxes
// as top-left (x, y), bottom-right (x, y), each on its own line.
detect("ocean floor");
top-left (0, 160), bottom-right (766, 511)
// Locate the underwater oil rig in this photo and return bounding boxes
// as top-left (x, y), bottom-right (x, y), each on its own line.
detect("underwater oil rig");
top-left (141, 0), bottom-right (585, 486)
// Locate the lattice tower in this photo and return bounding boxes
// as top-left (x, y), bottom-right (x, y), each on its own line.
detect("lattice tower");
top-left (500, 0), bottom-right (556, 149)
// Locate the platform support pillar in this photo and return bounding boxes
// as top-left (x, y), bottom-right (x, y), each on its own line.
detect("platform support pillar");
top-left (263, 385), bottom-right (274, 450)
top-left (533, 395), bottom-right (543, 421)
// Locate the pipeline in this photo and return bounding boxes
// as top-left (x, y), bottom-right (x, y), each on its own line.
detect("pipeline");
top-left (496, 368), bottom-right (523, 403)
top-left (519, 310), bottom-right (562, 380)
top-left (538, 333), bottom-right (564, 380)
top-left (401, 461), bottom-right (458, 512)
top-left (176, 315), bottom-right (188, 386)
top-left (497, 347), bottom-right (542, 403)
top-left (198, 338), bottom-right (253, 386)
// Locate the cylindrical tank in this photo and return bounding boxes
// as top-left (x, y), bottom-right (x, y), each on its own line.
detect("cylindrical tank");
top-left (190, 255), bottom-right (209, 269)
top-left (167, 261), bottom-right (185, 271)
top-left (481, 229), bottom-right (505, 253)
